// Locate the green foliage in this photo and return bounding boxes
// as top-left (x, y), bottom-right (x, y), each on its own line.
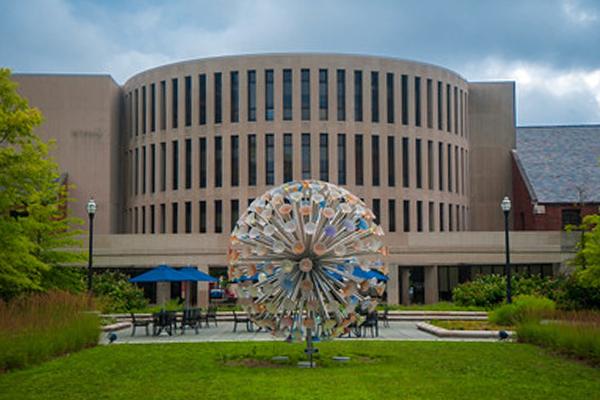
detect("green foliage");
top-left (489, 295), bottom-right (556, 326)
top-left (0, 291), bottom-right (99, 371)
top-left (0, 68), bottom-right (85, 300)
top-left (93, 272), bottom-right (148, 313)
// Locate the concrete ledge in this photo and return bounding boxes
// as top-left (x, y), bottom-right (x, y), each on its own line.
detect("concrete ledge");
top-left (102, 322), bottom-right (131, 332)
top-left (416, 322), bottom-right (514, 339)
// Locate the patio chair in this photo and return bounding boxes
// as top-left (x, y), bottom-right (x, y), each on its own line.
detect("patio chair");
top-left (130, 312), bottom-right (151, 337)
top-left (181, 308), bottom-right (201, 334)
top-left (380, 305), bottom-right (390, 328)
top-left (205, 305), bottom-right (218, 327)
top-left (360, 311), bottom-right (379, 338)
top-left (152, 311), bottom-right (175, 336)
top-left (232, 310), bottom-right (252, 332)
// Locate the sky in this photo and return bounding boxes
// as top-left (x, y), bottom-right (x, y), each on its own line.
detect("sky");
top-left (1, 0), bottom-right (599, 126)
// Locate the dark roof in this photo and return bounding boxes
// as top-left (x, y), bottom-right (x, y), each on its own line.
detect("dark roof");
top-left (516, 125), bottom-right (600, 203)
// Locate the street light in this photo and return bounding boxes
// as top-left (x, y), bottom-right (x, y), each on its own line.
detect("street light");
top-left (501, 196), bottom-right (512, 304)
top-left (86, 198), bottom-right (97, 292)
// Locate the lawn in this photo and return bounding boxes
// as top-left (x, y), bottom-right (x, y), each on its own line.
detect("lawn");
top-left (0, 341), bottom-right (598, 400)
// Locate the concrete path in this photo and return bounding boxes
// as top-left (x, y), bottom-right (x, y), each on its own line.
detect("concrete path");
top-left (100, 321), bottom-right (499, 345)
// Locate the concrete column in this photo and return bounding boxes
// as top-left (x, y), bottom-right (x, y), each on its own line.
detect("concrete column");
top-left (401, 268), bottom-right (410, 305)
top-left (386, 264), bottom-right (399, 305)
top-left (196, 265), bottom-right (210, 307)
top-left (156, 282), bottom-right (171, 305)
top-left (424, 265), bottom-right (439, 304)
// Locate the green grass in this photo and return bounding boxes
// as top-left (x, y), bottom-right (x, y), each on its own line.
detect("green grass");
top-left (1, 341), bottom-right (599, 399)
top-left (379, 301), bottom-right (486, 311)
top-left (430, 319), bottom-right (513, 331)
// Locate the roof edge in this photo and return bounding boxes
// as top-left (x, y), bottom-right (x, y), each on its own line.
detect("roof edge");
top-left (511, 149), bottom-right (538, 203)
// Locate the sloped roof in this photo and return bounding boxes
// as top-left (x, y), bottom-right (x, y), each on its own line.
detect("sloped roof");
top-left (516, 125), bottom-right (600, 203)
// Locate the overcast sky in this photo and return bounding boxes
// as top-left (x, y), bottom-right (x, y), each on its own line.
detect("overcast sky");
top-left (1, 0), bottom-right (599, 126)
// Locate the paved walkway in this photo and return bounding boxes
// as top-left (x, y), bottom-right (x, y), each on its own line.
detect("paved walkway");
top-left (100, 321), bottom-right (498, 345)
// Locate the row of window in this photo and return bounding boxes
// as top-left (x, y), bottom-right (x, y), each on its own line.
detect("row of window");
top-left (126, 69), bottom-right (468, 136)
top-left (125, 199), bottom-right (468, 235)
top-left (126, 133), bottom-right (468, 195)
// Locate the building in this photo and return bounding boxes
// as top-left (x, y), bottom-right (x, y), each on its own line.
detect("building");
top-left (13, 53), bottom-right (580, 305)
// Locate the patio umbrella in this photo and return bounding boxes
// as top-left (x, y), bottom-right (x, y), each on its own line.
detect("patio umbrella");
top-left (129, 265), bottom-right (193, 308)
top-left (179, 266), bottom-right (219, 309)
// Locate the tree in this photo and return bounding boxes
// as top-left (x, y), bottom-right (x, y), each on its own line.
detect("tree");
top-left (0, 68), bottom-right (85, 299)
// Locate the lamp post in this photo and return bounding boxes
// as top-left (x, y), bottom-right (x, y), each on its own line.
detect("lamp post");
top-left (501, 196), bottom-right (512, 304)
top-left (86, 198), bottom-right (97, 293)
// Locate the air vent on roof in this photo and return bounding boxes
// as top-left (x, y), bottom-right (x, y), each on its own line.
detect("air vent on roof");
top-left (533, 204), bottom-right (546, 215)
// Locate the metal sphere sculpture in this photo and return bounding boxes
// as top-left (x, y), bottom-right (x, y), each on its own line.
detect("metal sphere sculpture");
top-left (228, 180), bottom-right (388, 340)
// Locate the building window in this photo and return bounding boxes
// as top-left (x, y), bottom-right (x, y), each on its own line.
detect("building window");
top-left (371, 71), bottom-right (379, 123)
top-left (248, 134), bottom-right (257, 186)
top-left (337, 133), bottom-right (346, 185)
top-left (171, 78), bottom-right (178, 129)
top-left (355, 134), bottom-right (363, 185)
top-left (231, 135), bottom-right (239, 186)
top-left (337, 69), bottom-right (345, 121)
top-left (354, 70), bottom-right (362, 121)
top-left (301, 69), bottom-right (310, 120)
top-left (214, 72), bottom-right (222, 124)
top-left (151, 144), bottom-right (156, 193)
top-left (403, 200), bottom-right (410, 232)
top-left (141, 206), bottom-right (146, 234)
top-left (128, 93), bottom-right (132, 136)
top-left (301, 133), bottom-right (311, 179)
top-left (199, 74), bottom-right (206, 125)
top-left (199, 137), bottom-right (207, 188)
top-left (230, 71), bottom-right (239, 123)
top-left (184, 76), bottom-right (192, 127)
top-left (427, 140), bottom-right (433, 190)
top-left (372, 135), bottom-right (380, 186)
top-left (160, 203), bottom-right (166, 234)
top-left (449, 203), bottom-right (454, 231)
top-left (134, 207), bottom-right (138, 234)
top-left (415, 76), bottom-right (421, 127)
top-left (283, 133), bottom-right (293, 182)
top-left (455, 146), bottom-right (459, 194)
top-left (320, 133), bottom-right (329, 181)
top-left (172, 140), bottom-right (179, 190)
top-left (185, 201), bottom-right (192, 233)
top-left (428, 201), bottom-right (435, 231)
top-left (214, 200), bottom-right (222, 233)
top-left (456, 204), bottom-right (461, 231)
top-left (134, 148), bottom-right (139, 195)
top-left (231, 199), bottom-right (239, 233)
top-left (283, 69), bottom-right (293, 121)
top-left (459, 89), bottom-right (464, 136)
top-left (265, 69), bottom-right (274, 121)
top-left (439, 203), bottom-right (445, 232)
top-left (199, 201), bottom-right (206, 233)
top-left (142, 86), bottom-right (147, 134)
top-left (416, 138), bottom-right (422, 189)
top-left (447, 143), bottom-right (452, 192)
top-left (185, 138), bottom-right (192, 189)
top-left (401, 74), bottom-right (408, 125)
top-left (172, 202), bottom-right (178, 233)
top-left (454, 86), bottom-right (458, 134)
top-left (142, 146), bottom-right (146, 193)
top-left (247, 70), bottom-right (256, 122)
top-left (215, 136), bottom-right (222, 187)
top-left (438, 142), bottom-right (444, 191)
top-left (446, 83), bottom-right (451, 132)
top-left (372, 199), bottom-right (381, 223)
top-left (437, 81), bottom-right (443, 131)
top-left (150, 205), bottom-right (155, 234)
top-left (248, 198), bottom-right (254, 207)
top-left (150, 83), bottom-right (156, 132)
top-left (160, 142), bottom-right (166, 191)
top-left (266, 133), bottom-right (275, 185)
top-left (387, 136), bottom-right (395, 187)
top-left (402, 137), bottom-right (409, 188)
top-left (562, 209), bottom-right (582, 228)
top-left (319, 69), bottom-right (328, 120)
top-left (386, 72), bottom-right (394, 124)
top-left (417, 200), bottom-right (423, 232)
top-left (426, 78), bottom-right (433, 129)
top-left (160, 80), bottom-right (166, 130)
top-left (388, 199), bottom-right (396, 232)
top-left (134, 89), bottom-right (139, 135)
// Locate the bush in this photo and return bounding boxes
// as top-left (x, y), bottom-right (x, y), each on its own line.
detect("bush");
top-left (489, 295), bottom-right (555, 326)
top-left (93, 272), bottom-right (148, 313)
top-left (0, 291), bottom-right (100, 371)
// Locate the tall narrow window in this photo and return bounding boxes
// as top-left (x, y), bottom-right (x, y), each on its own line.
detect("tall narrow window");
top-left (372, 199), bottom-right (381, 223)
top-left (301, 133), bottom-right (311, 179)
top-left (231, 135), bottom-right (239, 186)
top-left (248, 134), bottom-right (257, 186)
top-left (428, 201), bottom-right (435, 231)
top-left (199, 74), bottom-right (206, 125)
top-left (301, 69), bottom-right (310, 120)
top-left (417, 200), bottom-right (423, 232)
top-left (337, 133), bottom-right (346, 185)
top-left (355, 134), bottom-right (363, 185)
top-left (449, 204), bottom-right (454, 231)
top-left (387, 136), bottom-right (395, 187)
top-left (354, 71), bottom-right (362, 121)
top-left (459, 89), bottom-right (464, 136)
top-left (172, 202), bottom-right (178, 233)
top-left (401, 74), bottom-right (408, 125)
top-left (455, 146), bottom-right (459, 194)
top-left (142, 146), bottom-right (146, 193)
top-left (230, 71), bottom-right (239, 123)
top-left (199, 137), bottom-right (207, 188)
top-left (247, 70), bottom-right (256, 122)
top-left (415, 76), bottom-right (421, 127)
top-left (142, 86), bottom-right (147, 134)
top-left (439, 202), bottom-right (445, 232)
top-left (134, 89), bottom-right (139, 135)
top-left (337, 69), bottom-right (345, 121)
top-left (403, 200), bottom-right (410, 232)
top-left (388, 199), bottom-right (396, 232)
top-left (151, 83), bottom-right (156, 132)
top-left (215, 136), bottom-right (222, 187)
top-left (214, 72), bottom-right (222, 124)
top-left (172, 140), bottom-right (179, 190)
top-left (134, 148), bottom-right (138, 194)
top-left (372, 135), bottom-right (380, 186)
top-left (199, 201), bottom-right (207, 233)
top-left (386, 72), bottom-right (394, 123)
top-left (128, 93), bottom-right (132, 136)
top-left (447, 143), bottom-right (452, 192)
top-left (150, 205), bottom-right (155, 234)
top-left (160, 142), bottom-right (166, 191)
top-left (437, 81), bottom-right (443, 131)
top-left (185, 138), bottom-right (192, 189)
top-left (416, 138), bottom-right (422, 189)
top-left (185, 201), bottom-right (192, 233)
top-left (151, 143), bottom-right (156, 193)
top-left (283, 133), bottom-right (293, 182)
top-left (283, 69), bottom-right (292, 121)
top-left (402, 137), bottom-right (409, 188)
top-left (319, 133), bottom-right (328, 181)
top-left (214, 200), bottom-right (222, 233)
top-left (454, 86), bottom-right (458, 134)
top-left (438, 142), bottom-right (444, 191)
top-left (426, 78), bottom-right (433, 129)
top-left (160, 203), bottom-right (166, 233)
top-left (171, 78), bottom-right (178, 129)
top-left (231, 199), bottom-right (239, 233)
top-left (427, 140), bottom-right (433, 190)
top-left (446, 83), bottom-right (451, 132)
top-left (371, 71), bottom-right (379, 122)
top-left (184, 76), bottom-right (191, 127)
top-left (265, 134), bottom-right (274, 184)
top-left (160, 80), bottom-right (166, 130)
top-left (265, 69), bottom-right (274, 121)
top-left (141, 206), bottom-right (145, 233)
top-left (319, 69), bottom-right (328, 120)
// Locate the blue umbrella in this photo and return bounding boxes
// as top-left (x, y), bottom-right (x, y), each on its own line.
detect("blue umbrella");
top-left (179, 267), bottom-right (219, 282)
top-left (129, 265), bottom-right (191, 283)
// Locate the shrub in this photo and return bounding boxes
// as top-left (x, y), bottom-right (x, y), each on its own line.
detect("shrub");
top-left (489, 295), bottom-right (555, 326)
top-left (0, 291), bottom-right (100, 371)
top-left (93, 272), bottom-right (148, 313)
